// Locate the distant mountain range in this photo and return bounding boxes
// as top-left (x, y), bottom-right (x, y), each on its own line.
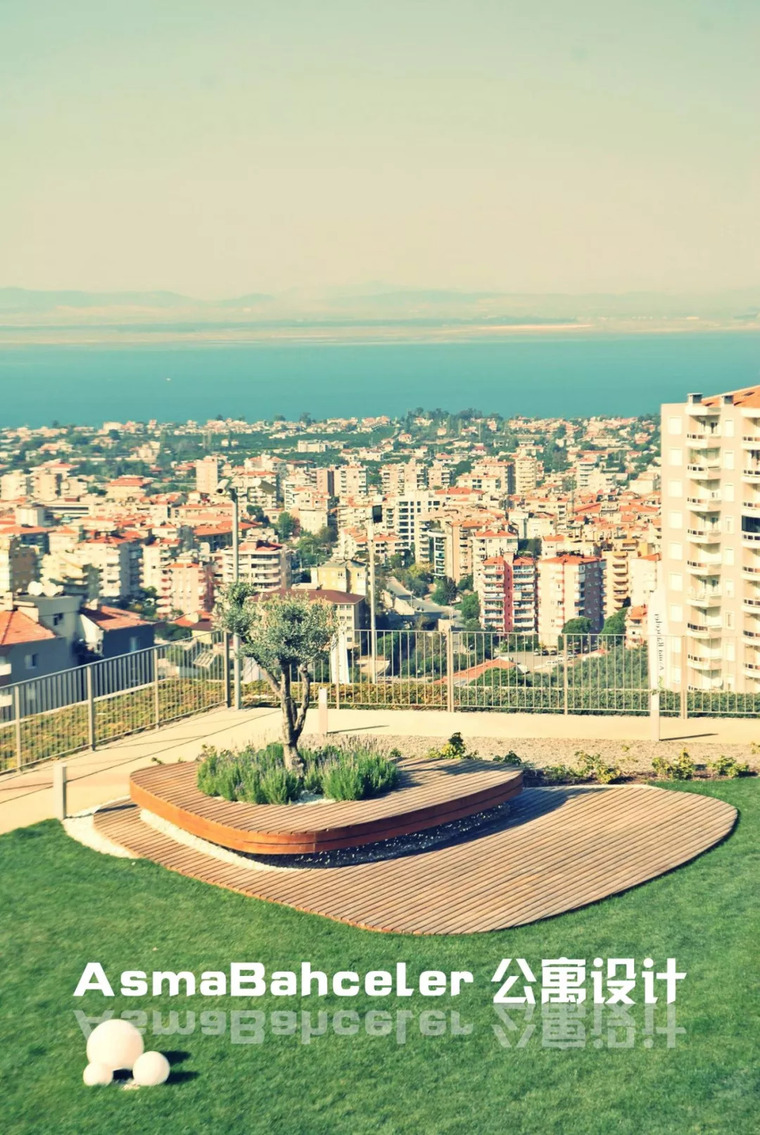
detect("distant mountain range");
top-left (0, 285), bottom-right (758, 337)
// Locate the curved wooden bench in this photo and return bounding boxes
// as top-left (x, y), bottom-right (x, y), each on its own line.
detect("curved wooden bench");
top-left (130, 758), bottom-right (523, 855)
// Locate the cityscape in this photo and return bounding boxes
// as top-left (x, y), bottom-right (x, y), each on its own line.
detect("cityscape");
top-left (0, 403), bottom-right (660, 688)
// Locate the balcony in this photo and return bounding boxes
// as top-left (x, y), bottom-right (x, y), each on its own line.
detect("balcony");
top-left (742, 532), bottom-right (760, 546)
top-left (686, 559), bottom-right (721, 575)
top-left (688, 654), bottom-right (722, 671)
top-left (687, 622), bottom-right (722, 637)
top-left (687, 527), bottom-right (721, 542)
top-left (689, 591), bottom-right (721, 607)
top-left (742, 468), bottom-right (760, 481)
top-left (0, 661), bottom-right (12, 677)
top-left (742, 500), bottom-right (760, 513)
top-left (687, 464), bottom-right (721, 479)
top-left (687, 496), bottom-right (721, 513)
top-left (686, 432), bottom-right (720, 445)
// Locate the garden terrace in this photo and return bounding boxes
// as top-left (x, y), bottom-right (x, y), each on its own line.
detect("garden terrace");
top-left (130, 757), bottom-right (524, 855)
top-left (104, 780), bottom-right (735, 934)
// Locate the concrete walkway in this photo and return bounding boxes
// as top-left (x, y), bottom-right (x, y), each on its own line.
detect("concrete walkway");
top-left (1, 705), bottom-right (758, 834)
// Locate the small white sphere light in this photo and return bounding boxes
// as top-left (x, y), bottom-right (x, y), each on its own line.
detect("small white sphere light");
top-left (83, 1062), bottom-right (113, 1086)
top-left (132, 1051), bottom-right (171, 1086)
top-left (86, 1019), bottom-right (144, 1071)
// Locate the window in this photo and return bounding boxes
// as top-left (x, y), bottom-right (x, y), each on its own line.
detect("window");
top-left (669, 449), bottom-right (683, 466)
top-left (724, 548), bottom-right (734, 566)
top-left (724, 483), bottom-right (735, 502)
top-left (669, 604), bottom-right (683, 623)
top-left (724, 451), bottom-right (735, 470)
top-left (669, 542), bottom-right (683, 560)
top-left (52, 613), bottom-right (63, 626)
top-left (24, 653), bottom-right (38, 671)
top-left (668, 480), bottom-right (683, 498)
top-left (669, 572), bottom-right (683, 591)
top-left (668, 417), bottom-right (682, 435)
top-left (724, 419), bottom-right (735, 437)
top-left (725, 611), bottom-right (734, 629)
top-left (668, 512), bottom-right (683, 530)
top-left (129, 636), bottom-right (139, 653)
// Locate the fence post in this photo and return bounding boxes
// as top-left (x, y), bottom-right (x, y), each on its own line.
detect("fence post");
top-left (86, 665), bottom-right (96, 750)
top-left (153, 650), bottom-right (161, 729)
top-left (650, 687), bottom-right (661, 741)
top-left (446, 632), bottom-right (455, 714)
top-left (13, 685), bottom-right (22, 771)
top-left (318, 686), bottom-right (329, 735)
top-left (53, 762), bottom-right (67, 820)
top-left (679, 635), bottom-right (688, 720)
top-left (563, 642), bottom-right (569, 715)
top-left (223, 633), bottom-right (231, 708)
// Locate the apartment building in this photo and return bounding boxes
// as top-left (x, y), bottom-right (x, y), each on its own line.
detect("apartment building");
top-left (334, 464), bottom-right (367, 499)
top-left (476, 554), bottom-right (538, 635)
top-left (382, 492), bottom-right (437, 553)
top-left (76, 536), bottom-right (143, 601)
top-left (0, 535), bottom-right (39, 594)
top-left (195, 455), bottom-right (221, 495)
top-left (661, 386), bottom-right (760, 692)
top-left (478, 557), bottom-right (513, 632)
top-left (537, 554), bottom-right (605, 646)
top-left (514, 449), bottom-right (543, 495)
top-left (165, 557), bottom-right (216, 617)
top-left (512, 556), bottom-right (539, 635)
top-left (1, 472), bottom-right (32, 500)
top-left (222, 540), bottom-right (291, 592)
top-left (471, 528), bottom-right (519, 590)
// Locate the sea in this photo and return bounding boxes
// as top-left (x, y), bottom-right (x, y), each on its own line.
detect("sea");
top-left (0, 331), bottom-right (758, 427)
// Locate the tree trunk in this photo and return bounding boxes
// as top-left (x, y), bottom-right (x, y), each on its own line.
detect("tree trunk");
top-left (280, 668), bottom-right (304, 775)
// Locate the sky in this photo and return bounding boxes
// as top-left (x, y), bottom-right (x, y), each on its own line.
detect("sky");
top-left (1, 0), bottom-right (758, 299)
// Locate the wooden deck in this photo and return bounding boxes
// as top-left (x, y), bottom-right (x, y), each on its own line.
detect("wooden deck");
top-left (96, 783), bottom-right (737, 934)
top-left (130, 758), bottom-right (524, 854)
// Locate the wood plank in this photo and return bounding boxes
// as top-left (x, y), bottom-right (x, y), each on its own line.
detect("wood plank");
top-left (94, 784), bottom-right (737, 934)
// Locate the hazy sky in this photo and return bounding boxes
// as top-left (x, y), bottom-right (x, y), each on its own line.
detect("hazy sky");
top-left (1, 0), bottom-right (758, 297)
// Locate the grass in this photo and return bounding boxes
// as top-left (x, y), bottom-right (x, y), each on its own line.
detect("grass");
top-left (1, 780), bottom-right (757, 1135)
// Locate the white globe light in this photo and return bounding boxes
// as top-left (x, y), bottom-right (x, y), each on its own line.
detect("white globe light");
top-left (83, 1062), bottom-right (113, 1086)
top-left (86, 1019), bottom-right (144, 1071)
top-left (132, 1051), bottom-right (171, 1086)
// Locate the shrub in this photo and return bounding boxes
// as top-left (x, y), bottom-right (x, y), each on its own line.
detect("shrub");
top-left (426, 732), bottom-right (475, 760)
top-left (541, 764), bottom-right (586, 784)
top-left (492, 750), bottom-right (523, 766)
top-left (575, 750), bottom-right (622, 784)
top-left (197, 742), bottom-right (303, 804)
top-left (651, 749), bottom-right (695, 781)
top-left (196, 737), bottom-right (399, 804)
top-left (707, 755), bottom-right (751, 779)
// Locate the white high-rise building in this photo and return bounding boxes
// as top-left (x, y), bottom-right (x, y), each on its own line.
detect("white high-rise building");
top-left (661, 387), bottom-right (760, 692)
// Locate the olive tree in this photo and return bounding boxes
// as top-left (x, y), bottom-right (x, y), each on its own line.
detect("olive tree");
top-left (215, 584), bottom-right (337, 772)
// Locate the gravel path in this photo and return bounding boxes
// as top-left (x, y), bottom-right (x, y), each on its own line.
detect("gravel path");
top-left (312, 732), bottom-right (760, 777)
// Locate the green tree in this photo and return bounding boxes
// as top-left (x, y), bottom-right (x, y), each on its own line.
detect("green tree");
top-left (431, 576), bottom-right (457, 605)
top-left (558, 616), bottom-right (593, 652)
top-left (459, 593), bottom-right (480, 623)
top-left (275, 511), bottom-right (297, 541)
top-left (215, 587), bottom-right (337, 773)
top-left (600, 609), bottom-right (627, 637)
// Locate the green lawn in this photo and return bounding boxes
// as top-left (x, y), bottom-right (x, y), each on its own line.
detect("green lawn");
top-left (1, 780), bottom-right (758, 1135)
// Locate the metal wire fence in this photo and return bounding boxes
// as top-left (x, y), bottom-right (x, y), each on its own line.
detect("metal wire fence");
top-left (242, 630), bottom-right (760, 719)
top-left (0, 633), bottom-right (227, 774)
top-left (2, 628), bottom-right (759, 775)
